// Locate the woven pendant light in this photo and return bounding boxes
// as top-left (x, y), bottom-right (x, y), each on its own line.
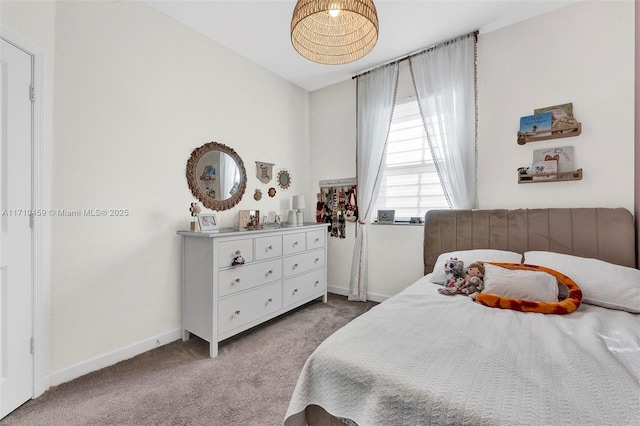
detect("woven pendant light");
top-left (291, 0), bottom-right (379, 65)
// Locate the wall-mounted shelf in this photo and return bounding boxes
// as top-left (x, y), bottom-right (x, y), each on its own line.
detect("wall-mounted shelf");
top-left (518, 168), bottom-right (583, 184)
top-left (517, 123), bottom-right (581, 145)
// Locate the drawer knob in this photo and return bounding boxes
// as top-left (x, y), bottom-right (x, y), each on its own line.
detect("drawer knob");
top-left (234, 310), bottom-right (241, 316)
top-left (314, 258), bottom-right (319, 263)
top-left (267, 245), bottom-right (273, 250)
top-left (293, 263), bottom-right (299, 268)
top-left (293, 241), bottom-right (298, 246)
top-left (315, 238), bottom-right (320, 243)
top-left (267, 270), bottom-right (273, 275)
top-left (314, 281), bottom-right (319, 286)
top-left (293, 288), bottom-right (298, 293)
top-left (267, 298), bottom-right (273, 303)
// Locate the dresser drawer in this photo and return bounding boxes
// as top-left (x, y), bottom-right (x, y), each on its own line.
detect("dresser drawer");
top-left (283, 249), bottom-right (325, 277)
top-left (218, 239), bottom-right (254, 266)
top-left (218, 259), bottom-right (282, 297)
top-left (283, 233), bottom-right (306, 256)
top-left (255, 235), bottom-right (282, 260)
top-left (283, 269), bottom-right (325, 308)
top-left (306, 229), bottom-right (325, 250)
top-left (218, 282), bottom-right (282, 335)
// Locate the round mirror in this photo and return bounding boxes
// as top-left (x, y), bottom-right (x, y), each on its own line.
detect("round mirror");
top-left (277, 169), bottom-right (291, 190)
top-left (186, 141), bottom-right (247, 211)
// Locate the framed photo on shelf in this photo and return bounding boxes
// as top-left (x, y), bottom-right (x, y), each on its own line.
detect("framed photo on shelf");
top-left (197, 213), bottom-right (219, 232)
top-left (377, 210), bottom-right (395, 223)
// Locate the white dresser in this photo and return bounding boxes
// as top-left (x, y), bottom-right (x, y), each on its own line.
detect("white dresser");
top-left (177, 223), bottom-right (327, 357)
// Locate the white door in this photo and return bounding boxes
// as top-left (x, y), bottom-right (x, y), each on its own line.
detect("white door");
top-left (0, 38), bottom-right (34, 418)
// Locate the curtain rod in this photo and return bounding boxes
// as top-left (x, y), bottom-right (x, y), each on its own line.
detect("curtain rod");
top-left (352, 30), bottom-right (478, 80)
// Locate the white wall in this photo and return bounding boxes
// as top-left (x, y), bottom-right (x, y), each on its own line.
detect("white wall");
top-left (310, 0), bottom-right (635, 298)
top-left (478, 0), bottom-right (634, 210)
top-left (4, 0), bottom-right (312, 383)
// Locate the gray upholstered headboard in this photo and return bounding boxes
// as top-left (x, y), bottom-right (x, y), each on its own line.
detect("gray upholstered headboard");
top-left (423, 208), bottom-right (636, 274)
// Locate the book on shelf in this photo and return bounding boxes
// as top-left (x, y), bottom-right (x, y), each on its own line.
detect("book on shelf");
top-left (532, 146), bottom-right (574, 172)
top-left (519, 112), bottom-right (553, 136)
top-left (534, 103), bottom-right (576, 130)
top-left (532, 160), bottom-right (558, 181)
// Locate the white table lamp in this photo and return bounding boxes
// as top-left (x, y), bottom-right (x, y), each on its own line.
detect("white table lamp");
top-left (292, 195), bottom-right (305, 226)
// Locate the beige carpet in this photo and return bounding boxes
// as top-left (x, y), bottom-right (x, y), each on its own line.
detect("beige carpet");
top-left (2, 294), bottom-right (377, 426)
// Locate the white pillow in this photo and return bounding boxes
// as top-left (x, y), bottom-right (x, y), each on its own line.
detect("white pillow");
top-left (431, 249), bottom-right (522, 284)
top-left (524, 251), bottom-right (640, 313)
top-left (483, 263), bottom-right (559, 302)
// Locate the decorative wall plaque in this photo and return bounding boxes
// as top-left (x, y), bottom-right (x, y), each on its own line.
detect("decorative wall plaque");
top-left (255, 161), bottom-right (275, 184)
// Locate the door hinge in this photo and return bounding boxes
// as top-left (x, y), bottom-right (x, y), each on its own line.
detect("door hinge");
top-left (30, 337), bottom-right (35, 354)
top-left (30, 85), bottom-right (36, 102)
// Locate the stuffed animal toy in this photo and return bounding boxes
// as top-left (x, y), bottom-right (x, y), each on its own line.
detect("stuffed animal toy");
top-left (439, 259), bottom-right (486, 298)
top-left (476, 262), bottom-right (582, 314)
top-left (438, 257), bottom-right (467, 296)
top-left (443, 257), bottom-right (465, 288)
top-left (460, 262), bottom-right (485, 299)
top-left (438, 276), bottom-right (468, 296)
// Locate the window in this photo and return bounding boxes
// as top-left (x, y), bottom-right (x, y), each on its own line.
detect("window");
top-left (374, 97), bottom-right (449, 222)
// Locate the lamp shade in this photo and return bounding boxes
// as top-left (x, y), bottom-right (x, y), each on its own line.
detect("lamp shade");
top-left (291, 0), bottom-right (379, 65)
top-left (292, 195), bottom-right (306, 210)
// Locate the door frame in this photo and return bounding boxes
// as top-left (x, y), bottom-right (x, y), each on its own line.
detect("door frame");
top-left (1, 26), bottom-right (46, 398)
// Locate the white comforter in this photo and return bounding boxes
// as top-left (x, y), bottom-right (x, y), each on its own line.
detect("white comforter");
top-left (284, 276), bottom-right (640, 426)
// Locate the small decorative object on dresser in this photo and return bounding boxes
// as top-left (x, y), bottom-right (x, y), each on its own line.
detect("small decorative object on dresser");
top-left (197, 213), bottom-right (218, 232)
top-left (292, 195), bottom-right (306, 226)
top-left (239, 209), bottom-right (260, 230)
top-left (189, 202), bottom-right (201, 231)
top-left (177, 223), bottom-right (328, 357)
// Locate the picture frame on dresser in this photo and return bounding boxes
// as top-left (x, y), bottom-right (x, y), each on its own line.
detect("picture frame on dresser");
top-left (197, 213), bottom-right (219, 232)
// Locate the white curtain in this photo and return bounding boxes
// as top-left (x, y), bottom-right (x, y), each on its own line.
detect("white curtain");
top-left (409, 34), bottom-right (477, 209)
top-left (349, 63), bottom-right (399, 301)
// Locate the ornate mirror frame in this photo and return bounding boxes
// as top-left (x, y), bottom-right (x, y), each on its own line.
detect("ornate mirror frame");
top-left (186, 141), bottom-right (247, 211)
top-left (277, 169), bottom-right (292, 190)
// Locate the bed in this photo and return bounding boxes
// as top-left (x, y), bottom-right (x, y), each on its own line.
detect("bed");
top-left (284, 208), bottom-right (640, 426)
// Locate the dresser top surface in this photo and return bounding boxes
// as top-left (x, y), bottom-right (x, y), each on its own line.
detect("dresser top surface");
top-left (177, 222), bottom-right (327, 238)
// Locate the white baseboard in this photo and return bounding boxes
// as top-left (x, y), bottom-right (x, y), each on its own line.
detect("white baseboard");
top-left (327, 285), bottom-right (389, 303)
top-left (47, 328), bottom-right (182, 388)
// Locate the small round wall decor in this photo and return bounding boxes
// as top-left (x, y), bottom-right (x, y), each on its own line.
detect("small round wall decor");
top-left (277, 169), bottom-right (291, 190)
top-left (254, 189), bottom-right (262, 201)
top-left (268, 187), bottom-right (277, 197)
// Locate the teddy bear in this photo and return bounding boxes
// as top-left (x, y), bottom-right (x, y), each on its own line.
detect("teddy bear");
top-left (443, 257), bottom-right (465, 288)
top-left (439, 259), bottom-right (485, 298)
top-left (460, 262), bottom-right (485, 299)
